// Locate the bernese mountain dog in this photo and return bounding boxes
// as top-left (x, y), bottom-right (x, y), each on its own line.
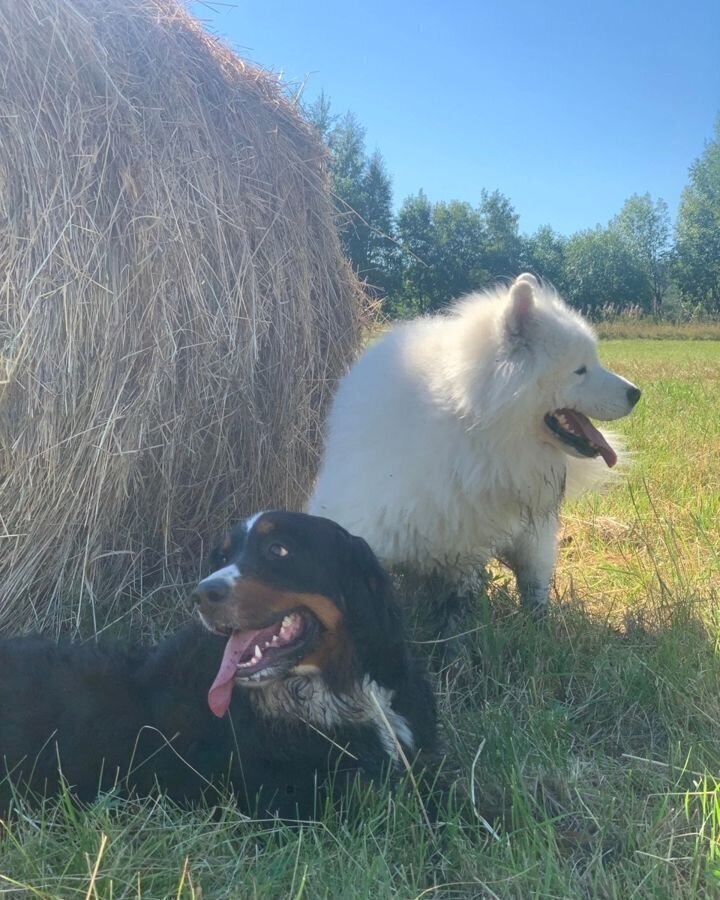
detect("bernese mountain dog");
top-left (0, 511), bottom-right (441, 819)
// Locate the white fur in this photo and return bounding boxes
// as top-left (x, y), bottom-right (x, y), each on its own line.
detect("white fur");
top-left (250, 673), bottom-right (415, 761)
top-left (308, 275), bottom-right (640, 611)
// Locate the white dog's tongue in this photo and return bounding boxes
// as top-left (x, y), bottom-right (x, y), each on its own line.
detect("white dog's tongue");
top-left (208, 630), bottom-right (261, 718)
top-left (566, 411), bottom-right (618, 467)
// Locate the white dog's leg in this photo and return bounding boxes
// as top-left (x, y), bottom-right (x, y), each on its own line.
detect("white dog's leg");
top-left (502, 515), bottom-right (558, 615)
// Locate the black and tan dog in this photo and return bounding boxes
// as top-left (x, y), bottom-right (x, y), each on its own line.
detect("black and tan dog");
top-left (0, 511), bottom-right (441, 818)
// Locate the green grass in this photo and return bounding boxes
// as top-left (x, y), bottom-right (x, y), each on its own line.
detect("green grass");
top-left (595, 321), bottom-right (720, 341)
top-left (2, 339), bottom-right (720, 899)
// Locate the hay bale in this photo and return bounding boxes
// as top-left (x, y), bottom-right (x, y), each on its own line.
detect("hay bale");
top-left (0, 0), bottom-right (361, 634)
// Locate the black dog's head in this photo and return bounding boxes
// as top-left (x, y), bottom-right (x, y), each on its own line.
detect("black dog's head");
top-left (193, 511), bottom-right (409, 716)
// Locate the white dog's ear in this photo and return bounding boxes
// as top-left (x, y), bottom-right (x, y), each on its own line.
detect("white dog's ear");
top-left (506, 277), bottom-right (536, 338)
top-left (515, 272), bottom-right (540, 290)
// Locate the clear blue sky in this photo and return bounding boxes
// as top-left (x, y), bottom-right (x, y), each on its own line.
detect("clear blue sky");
top-left (192, 0), bottom-right (719, 235)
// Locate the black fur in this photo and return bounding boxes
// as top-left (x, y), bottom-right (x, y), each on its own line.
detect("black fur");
top-left (0, 511), bottom-right (441, 819)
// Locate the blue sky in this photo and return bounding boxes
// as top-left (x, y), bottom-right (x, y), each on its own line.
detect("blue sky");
top-left (192, 0), bottom-right (719, 235)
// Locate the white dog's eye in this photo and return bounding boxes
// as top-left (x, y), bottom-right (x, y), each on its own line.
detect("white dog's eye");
top-left (574, 365), bottom-right (587, 375)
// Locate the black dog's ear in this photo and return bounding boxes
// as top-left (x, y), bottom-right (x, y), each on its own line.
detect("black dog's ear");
top-left (341, 532), bottom-right (409, 688)
top-left (344, 533), bottom-right (389, 600)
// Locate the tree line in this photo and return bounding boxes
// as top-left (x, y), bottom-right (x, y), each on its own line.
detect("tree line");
top-left (307, 94), bottom-right (720, 319)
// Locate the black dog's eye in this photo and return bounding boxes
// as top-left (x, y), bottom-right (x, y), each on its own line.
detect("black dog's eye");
top-left (574, 365), bottom-right (587, 375)
top-left (267, 542), bottom-right (289, 559)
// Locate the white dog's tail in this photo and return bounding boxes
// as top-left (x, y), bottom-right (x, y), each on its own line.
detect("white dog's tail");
top-left (564, 430), bottom-right (630, 500)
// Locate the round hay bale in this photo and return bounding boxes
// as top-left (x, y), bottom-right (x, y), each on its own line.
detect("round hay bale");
top-left (0, 0), bottom-right (361, 634)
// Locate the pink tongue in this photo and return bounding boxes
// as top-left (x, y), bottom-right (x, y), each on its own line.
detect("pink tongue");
top-left (566, 411), bottom-right (618, 467)
top-left (208, 630), bottom-right (262, 718)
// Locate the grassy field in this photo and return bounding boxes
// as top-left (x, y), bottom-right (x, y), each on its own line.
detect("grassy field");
top-left (594, 320), bottom-right (720, 341)
top-left (1, 339), bottom-right (719, 899)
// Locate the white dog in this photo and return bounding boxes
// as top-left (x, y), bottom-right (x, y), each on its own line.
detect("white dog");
top-left (308, 274), bottom-right (641, 614)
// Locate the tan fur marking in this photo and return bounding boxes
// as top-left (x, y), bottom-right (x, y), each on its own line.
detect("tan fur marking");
top-left (201, 579), bottom-right (343, 633)
top-left (199, 578), bottom-right (353, 686)
top-left (295, 624), bottom-right (356, 688)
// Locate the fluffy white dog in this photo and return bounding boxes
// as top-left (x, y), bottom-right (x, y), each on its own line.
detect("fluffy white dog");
top-left (308, 274), bottom-right (641, 615)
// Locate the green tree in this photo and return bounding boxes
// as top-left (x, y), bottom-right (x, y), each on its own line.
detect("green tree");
top-left (612, 193), bottom-right (670, 314)
top-left (563, 227), bottom-right (648, 315)
top-left (306, 101), bottom-right (396, 300)
top-left (478, 189), bottom-right (522, 278)
top-left (305, 90), bottom-right (336, 142)
top-left (395, 191), bottom-right (438, 314)
top-left (326, 112), bottom-right (368, 266)
top-left (431, 200), bottom-right (488, 304)
top-left (674, 119), bottom-right (720, 312)
top-left (361, 151), bottom-right (397, 297)
top-left (395, 195), bottom-right (490, 314)
top-left (521, 225), bottom-right (567, 290)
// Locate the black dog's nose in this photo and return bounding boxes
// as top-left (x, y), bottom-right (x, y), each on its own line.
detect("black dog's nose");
top-left (627, 386), bottom-right (641, 407)
top-left (193, 578), bottom-right (230, 604)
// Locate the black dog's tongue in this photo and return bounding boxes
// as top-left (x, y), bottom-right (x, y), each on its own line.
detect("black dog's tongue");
top-left (208, 631), bottom-right (260, 717)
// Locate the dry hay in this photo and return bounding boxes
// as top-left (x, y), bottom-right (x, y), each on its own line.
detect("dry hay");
top-left (0, 0), bottom-right (361, 635)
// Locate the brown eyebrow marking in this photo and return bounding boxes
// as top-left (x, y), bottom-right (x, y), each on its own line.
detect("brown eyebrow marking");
top-left (255, 518), bottom-right (275, 535)
top-left (225, 581), bottom-right (343, 632)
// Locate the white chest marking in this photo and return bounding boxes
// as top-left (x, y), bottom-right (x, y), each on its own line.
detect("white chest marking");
top-left (250, 674), bottom-right (415, 762)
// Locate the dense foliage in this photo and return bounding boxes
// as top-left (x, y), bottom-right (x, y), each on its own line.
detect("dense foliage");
top-left (307, 95), bottom-right (720, 320)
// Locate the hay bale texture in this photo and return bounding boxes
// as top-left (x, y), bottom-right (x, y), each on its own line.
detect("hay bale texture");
top-left (0, 0), bottom-right (361, 634)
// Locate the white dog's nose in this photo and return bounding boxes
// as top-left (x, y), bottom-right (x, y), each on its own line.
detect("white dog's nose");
top-left (627, 386), bottom-right (641, 408)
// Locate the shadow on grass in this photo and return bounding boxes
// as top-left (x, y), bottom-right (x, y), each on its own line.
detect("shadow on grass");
top-left (398, 573), bottom-right (720, 895)
top-left (2, 578), bottom-right (719, 898)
